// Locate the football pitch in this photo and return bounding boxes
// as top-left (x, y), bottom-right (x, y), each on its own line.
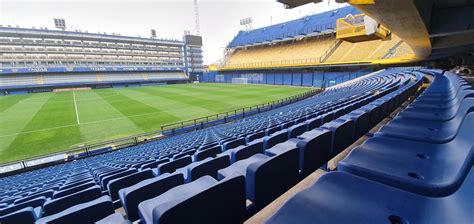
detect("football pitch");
top-left (0, 83), bottom-right (310, 164)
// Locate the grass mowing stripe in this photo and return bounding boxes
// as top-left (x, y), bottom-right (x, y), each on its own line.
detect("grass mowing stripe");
top-left (0, 94), bottom-right (53, 159)
top-left (0, 83), bottom-right (309, 163)
top-left (128, 87), bottom-right (214, 116)
top-left (2, 92), bottom-right (82, 163)
top-left (74, 91), bottom-right (142, 147)
top-left (157, 84), bottom-right (309, 103)
top-left (0, 94), bottom-right (32, 112)
top-left (152, 85), bottom-right (307, 112)
top-left (96, 89), bottom-right (181, 132)
top-left (145, 86), bottom-right (243, 113)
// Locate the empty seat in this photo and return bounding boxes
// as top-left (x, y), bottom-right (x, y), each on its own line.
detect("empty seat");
top-left (287, 123), bottom-right (307, 138)
top-left (295, 128), bottom-right (332, 176)
top-left (339, 112), bottom-right (474, 196)
top-left (305, 116), bottom-right (322, 130)
top-left (140, 158), bottom-right (170, 170)
top-left (0, 207), bottom-right (40, 224)
top-left (0, 196), bottom-right (46, 217)
top-left (107, 169), bottom-right (154, 202)
top-left (101, 169), bottom-right (137, 190)
top-left (156, 156), bottom-right (192, 175)
top-left (218, 142), bottom-right (300, 212)
top-left (194, 146), bottom-right (221, 161)
top-left (173, 149), bottom-right (197, 159)
top-left (53, 181), bottom-right (96, 199)
top-left (247, 142), bottom-right (300, 211)
top-left (96, 213), bottom-right (129, 224)
top-left (267, 171), bottom-right (474, 224)
top-left (222, 137), bottom-right (246, 151)
top-left (246, 131), bottom-right (265, 143)
top-left (43, 186), bottom-right (102, 216)
top-left (118, 173), bottom-right (184, 222)
top-left (14, 190), bottom-right (54, 204)
top-left (36, 195), bottom-right (114, 224)
top-left (341, 110), bottom-right (370, 139)
top-left (263, 130), bottom-right (289, 149)
top-left (265, 126), bottom-right (281, 136)
top-left (138, 175), bottom-right (245, 224)
top-left (184, 155), bottom-right (230, 182)
top-left (220, 139), bottom-right (264, 163)
top-left (321, 118), bottom-right (355, 156)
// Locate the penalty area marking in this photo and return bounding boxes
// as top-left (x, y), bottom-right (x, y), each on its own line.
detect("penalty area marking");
top-left (73, 91), bottom-right (81, 124)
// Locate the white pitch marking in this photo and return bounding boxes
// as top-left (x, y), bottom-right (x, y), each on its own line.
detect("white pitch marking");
top-left (72, 90), bottom-right (81, 124)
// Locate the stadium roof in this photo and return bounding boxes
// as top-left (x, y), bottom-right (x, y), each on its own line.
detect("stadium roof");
top-left (0, 26), bottom-right (183, 45)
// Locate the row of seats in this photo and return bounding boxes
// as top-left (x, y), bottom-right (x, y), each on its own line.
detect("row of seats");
top-left (267, 70), bottom-right (473, 223)
top-left (228, 6), bottom-right (359, 48)
top-left (0, 68), bottom-right (420, 223)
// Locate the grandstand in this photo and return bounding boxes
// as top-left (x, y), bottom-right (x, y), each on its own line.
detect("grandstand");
top-left (218, 6), bottom-right (414, 71)
top-left (0, 27), bottom-right (204, 94)
top-left (0, 0), bottom-right (473, 223)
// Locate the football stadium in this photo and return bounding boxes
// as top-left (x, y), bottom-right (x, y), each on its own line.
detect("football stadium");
top-left (0, 0), bottom-right (473, 223)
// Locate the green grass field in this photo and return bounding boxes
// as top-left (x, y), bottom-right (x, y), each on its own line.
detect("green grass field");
top-left (0, 83), bottom-right (309, 164)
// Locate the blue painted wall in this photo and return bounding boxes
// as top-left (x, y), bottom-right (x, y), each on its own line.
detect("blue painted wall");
top-left (201, 69), bottom-right (369, 88)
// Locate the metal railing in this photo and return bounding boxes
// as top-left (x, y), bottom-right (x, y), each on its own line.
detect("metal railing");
top-left (319, 39), bottom-right (343, 63)
top-left (161, 88), bottom-right (321, 135)
top-left (0, 129), bottom-right (166, 176)
top-left (0, 87), bottom-right (320, 176)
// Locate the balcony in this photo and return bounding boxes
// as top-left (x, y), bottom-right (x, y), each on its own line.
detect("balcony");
top-left (336, 14), bottom-right (390, 43)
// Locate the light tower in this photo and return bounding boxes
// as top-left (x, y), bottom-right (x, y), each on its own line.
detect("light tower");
top-left (240, 17), bottom-right (253, 31)
top-left (53, 18), bottom-right (66, 31)
top-left (194, 0), bottom-right (200, 36)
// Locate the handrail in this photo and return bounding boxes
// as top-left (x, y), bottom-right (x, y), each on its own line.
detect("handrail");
top-left (320, 39), bottom-right (343, 63)
top-left (161, 88), bottom-right (321, 135)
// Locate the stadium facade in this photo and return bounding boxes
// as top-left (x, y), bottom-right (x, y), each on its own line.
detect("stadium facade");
top-left (0, 26), bottom-right (203, 94)
top-left (201, 6), bottom-right (415, 88)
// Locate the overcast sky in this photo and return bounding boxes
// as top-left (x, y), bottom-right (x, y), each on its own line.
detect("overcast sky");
top-left (0, 0), bottom-right (347, 65)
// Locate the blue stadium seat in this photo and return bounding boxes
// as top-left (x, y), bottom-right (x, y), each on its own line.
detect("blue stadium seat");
top-left (194, 146), bottom-right (221, 161)
top-left (173, 149), bottom-right (197, 159)
top-left (101, 169), bottom-right (137, 190)
top-left (340, 110), bottom-right (370, 139)
top-left (222, 137), bottom-right (246, 151)
top-left (265, 126), bottom-right (281, 136)
top-left (13, 190), bottom-right (54, 204)
top-left (0, 207), bottom-right (40, 224)
top-left (246, 131), bottom-right (265, 143)
top-left (155, 156), bottom-right (192, 175)
top-left (266, 171), bottom-right (474, 224)
top-left (182, 155), bottom-right (230, 182)
top-left (53, 181), bottom-right (96, 199)
top-left (339, 103), bottom-right (474, 197)
top-left (43, 186), bottom-right (102, 216)
top-left (295, 128), bottom-right (332, 176)
top-left (138, 175), bottom-right (245, 224)
top-left (96, 213), bottom-right (128, 224)
top-left (0, 196), bottom-right (46, 217)
top-left (220, 139), bottom-right (264, 163)
top-left (140, 158), bottom-right (170, 170)
top-left (218, 141), bottom-right (299, 213)
top-left (320, 118), bottom-right (355, 155)
top-left (118, 173), bottom-right (184, 222)
top-left (36, 195), bottom-right (114, 224)
top-left (107, 169), bottom-right (154, 203)
top-left (287, 122), bottom-right (307, 138)
top-left (305, 116), bottom-right (322, 130)
top-left (263, 130), bottom-right (289, 149)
